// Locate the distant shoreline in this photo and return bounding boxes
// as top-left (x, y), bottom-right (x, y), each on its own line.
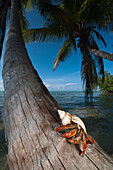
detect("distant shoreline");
top-left (104, 90), bottom-right (113, 94)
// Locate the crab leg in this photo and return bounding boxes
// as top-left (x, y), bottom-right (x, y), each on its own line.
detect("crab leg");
top-left (81, 133), bottom-right (87, 156)
top-left (68, 136), bottom-right (82, 144)
top-left (86, 134), bottom-right (94, 144)
top-left (68, 139), bottom-right (81, 144)
top-left (56, 124), bottom-right (76, 132)
top-left (62, 129), bottom-right (77, 138)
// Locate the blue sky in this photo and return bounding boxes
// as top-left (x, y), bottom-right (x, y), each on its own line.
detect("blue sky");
top-left (0, 9), bottom-right (113, 91)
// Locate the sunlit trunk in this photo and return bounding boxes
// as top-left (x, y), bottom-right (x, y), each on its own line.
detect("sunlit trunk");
top-left (2, 0), bottom-right (113, 169)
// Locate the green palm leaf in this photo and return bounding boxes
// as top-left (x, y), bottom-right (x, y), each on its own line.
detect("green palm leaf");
top-left (90, 39), bottom-right (104, 81)
top-left (23, 21), bottom-right (70, 43)
top-left (53, 39), bottom-right (72, 70)
top-left (35, 0), bottom-right (51, 17)
top-left (79, 0), bottom-right (113, 31)
top-left (81, 52), bottom-right (98, 100)
top-left (0, 0), bottom-right (9, 60)
top-left (92, 29), bottom-right (107, 47)
top-left (19, 1), bottom-right (30, 30)
top-left (19, 10), bottom-right (29, 30)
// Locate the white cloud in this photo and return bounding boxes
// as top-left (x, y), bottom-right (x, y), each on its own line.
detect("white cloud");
top-left (44, 72), bottom-right (82, 91)
top-left (65, 83), bottom-right (77, 86)
top-left (45, 83), bottom-right (82, 91)
top-left (45, 77), bottom-right (67, 83)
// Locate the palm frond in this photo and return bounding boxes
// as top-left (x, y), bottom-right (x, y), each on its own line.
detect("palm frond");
top-left (53, 39), bottom-right (71, 70)
top-left (91, 29), bottom-right (107, 47)
top-left (0, 0), bottom-right (9, 60)
top-left (81, 48), bottom-right (98, 100)
top-left (24, 0), bottom-right (32, 10)
top-left (35, 0), bottom-right (56, 19)
top-left (68, 33), bottom-right (77, 52)
top-left (91, 39), bottom-right (104, 82)
top-left (35, 0), bottom-right (72, 26)
top-left (62, 0), bottom-right (83, 18)
top-left (19, 2), bottom-right (29, 30)
top-left (96, 56), bottom-right (104, 82)
top-left (23, 0), bottom-right (35, 8)
top-left (79, 0), bottom-right (113, 31)
top-left (23, 22), bottom-right (69, 43)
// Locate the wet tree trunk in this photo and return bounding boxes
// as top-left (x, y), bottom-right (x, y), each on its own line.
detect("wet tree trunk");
top-left (2, 0), bottom-right (113, 169)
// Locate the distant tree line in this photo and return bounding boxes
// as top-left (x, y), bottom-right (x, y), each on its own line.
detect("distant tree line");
top-left (98, 71), bottom-right (113, 93)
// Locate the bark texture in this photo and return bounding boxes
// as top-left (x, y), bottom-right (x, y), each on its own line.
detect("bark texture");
top-left (2, 0), bottom-right (113, 169)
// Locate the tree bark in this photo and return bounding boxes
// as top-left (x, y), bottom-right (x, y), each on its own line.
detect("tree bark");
top-left (2, 0), bottom-right (113, 169)
top-left (88, 47), bottom-right (113, 61)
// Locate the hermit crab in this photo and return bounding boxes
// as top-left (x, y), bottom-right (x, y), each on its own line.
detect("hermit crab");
top-left (56, 110), bottom-right (94, 156)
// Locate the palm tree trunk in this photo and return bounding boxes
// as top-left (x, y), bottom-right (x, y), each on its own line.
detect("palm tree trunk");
top-left (2, 0), bottom-right (113, 169)
top-left (88, 47), bottom-right (113, 61)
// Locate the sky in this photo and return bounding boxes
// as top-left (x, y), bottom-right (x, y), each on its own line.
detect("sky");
top-left (0, 9), bottom-right (113, 91)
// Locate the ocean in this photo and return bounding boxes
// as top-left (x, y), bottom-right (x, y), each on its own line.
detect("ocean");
top-left (0, 91), bottom-right (113, 156)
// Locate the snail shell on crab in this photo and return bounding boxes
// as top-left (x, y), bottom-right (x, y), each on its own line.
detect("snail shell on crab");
top-left (71, 115), bottom-right (86, 133)
top-left (58, 110), bottom-right (71, 125)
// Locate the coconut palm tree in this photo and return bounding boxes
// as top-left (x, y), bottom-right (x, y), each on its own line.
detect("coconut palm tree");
top-left (25, 0), bottom-right (113, 62)
top-left (23, 0), bottom-right (113, 100)
top-left (1, 0), bottom-right (113, 169)
top-left (78, 0), bottom-right (113, 61)
top-left (0, 0), bottom-right (60, 168)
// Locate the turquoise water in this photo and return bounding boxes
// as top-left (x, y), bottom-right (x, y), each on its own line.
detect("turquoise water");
top-left (0, 91), bottom-right (113, 156)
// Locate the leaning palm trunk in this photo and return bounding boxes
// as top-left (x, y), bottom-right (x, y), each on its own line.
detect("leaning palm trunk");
top-left (2, 0), bottom-right (113, 169)
top-left (88, 47), bottom-right (113, 61)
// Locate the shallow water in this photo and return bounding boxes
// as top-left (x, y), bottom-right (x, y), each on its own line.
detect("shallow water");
top-left (51, 91), bottom-right (113, 155)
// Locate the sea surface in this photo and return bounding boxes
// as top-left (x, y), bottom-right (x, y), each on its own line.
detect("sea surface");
top-left (0, 91), bottom-right (113, 157)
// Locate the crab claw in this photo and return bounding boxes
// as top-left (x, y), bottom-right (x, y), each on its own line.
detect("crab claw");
top-left (62, 129), bottom-right (77, 138)
top-left (81, 133), bottom-right (87, 156)
top-left (56, 124), bottom-right (76, 132)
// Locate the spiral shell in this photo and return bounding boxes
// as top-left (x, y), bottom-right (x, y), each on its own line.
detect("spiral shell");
top-left (71, 115), bottom-right (86, 133)
top-left (58, 110), bottom-right (71, 125)
top-left (58, 110), bottom-right (87, 132)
